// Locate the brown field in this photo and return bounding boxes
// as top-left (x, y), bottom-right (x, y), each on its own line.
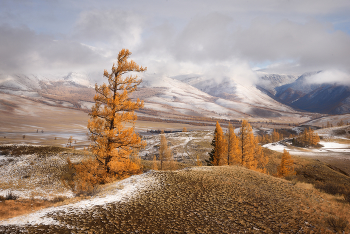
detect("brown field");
top-left (0, 199), bottom-right (64, 221)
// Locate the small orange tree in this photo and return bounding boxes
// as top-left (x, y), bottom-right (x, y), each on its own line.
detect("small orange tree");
top-left (240, 120), bottom-right (256, 169)
top-left (87, 49), bottom-right (146, 178)
top-left (159, 134), bottom-right (171, 170)
top-left (277, 149), bottom-right (295, 177)
top-left (227, 123), bottom-right (240, 165)
top-left (208, 121), bottom-right (227, 166)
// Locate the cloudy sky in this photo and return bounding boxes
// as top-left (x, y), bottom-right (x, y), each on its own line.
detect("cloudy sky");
top-left (1, 0), bottom-right (350, 84)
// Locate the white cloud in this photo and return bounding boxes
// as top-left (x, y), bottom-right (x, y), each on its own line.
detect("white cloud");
top-left (73, 9), bottom-right (144, 49)
top-left (306, 70), bottom-right (350, 85)
top-left (1, 0), bottom-right (350, 86)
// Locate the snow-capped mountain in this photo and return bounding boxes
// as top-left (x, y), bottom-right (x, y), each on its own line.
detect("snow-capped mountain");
top-left (291, 84), bottom-right (350, 114)
top-left (256, 73), bottom-right (298, 96)
top-left (257, 71), bottom-right (350, 114)
top-left (275, 72), bottom-right (323, 98)
top-left (170, 74), bottom-right (295, 113)
top-left (0, 71), bottom-right (312, 121)
top-left (63, 72), bottom-right (94, 88)
top-left (0, 74), bottom-right (41, 91)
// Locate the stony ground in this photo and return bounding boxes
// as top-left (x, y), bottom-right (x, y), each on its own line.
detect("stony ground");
top-left (0, 166), bottom-right (341, 233)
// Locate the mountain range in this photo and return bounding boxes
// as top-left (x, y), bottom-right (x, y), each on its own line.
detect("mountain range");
top-left (259, 72), bottom-right (350, 115)
top-left (0, 71), bottom-right (349, 122)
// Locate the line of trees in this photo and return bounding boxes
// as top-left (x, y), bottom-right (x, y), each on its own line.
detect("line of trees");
top-left (258, 129), bottom-right (284, 144)
top-left (292, 128), bottom-right (320, 147)
top-left (207, 120), bottom-right (268, 173)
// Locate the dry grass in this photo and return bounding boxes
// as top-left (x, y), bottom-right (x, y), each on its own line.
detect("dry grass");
top-left (1, 166), bottom-right (348, 233)
top-left (264, 148), bottom-right (350, 190)
top-left (0, 199), bottom-right (64, 221)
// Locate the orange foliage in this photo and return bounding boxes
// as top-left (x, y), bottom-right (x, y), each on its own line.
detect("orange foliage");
top-left (277, 149), bottom-right (295, 177)
top-left (227, 123), bottom-right (240, 165)
top-left (240, 120), bottom-right (256, 170)
top-left (87, 49), bottom-right (146, 178)
top-left (159, 134), bottom-right (172, 170)
top-left (208, 120), bottom-right (269, 173)
top-left (152, 155), bottom-right (158, 170)
top-left (293, 128), bottom-right (320, 147)
top-left (208, 122), bottom-right (227, 166)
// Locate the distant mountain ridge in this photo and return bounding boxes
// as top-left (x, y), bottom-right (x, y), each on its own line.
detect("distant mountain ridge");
top-left (0, 72), bottom-right (308, 121)
top-left (259, 72), bottom-right (350, 114)
top-left (2, 70), bottom-right (349, 118)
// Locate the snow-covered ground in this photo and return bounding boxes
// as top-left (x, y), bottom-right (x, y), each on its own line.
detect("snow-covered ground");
top-left (263, 140), bottom-right (350, 155)
top-left (0, 172), bottom-right (159, 227)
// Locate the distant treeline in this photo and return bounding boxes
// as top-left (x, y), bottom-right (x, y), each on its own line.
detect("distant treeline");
top-left (146, 130), bottom-right (182, 134)
top-left (137, 114), bottom-right (296, 128)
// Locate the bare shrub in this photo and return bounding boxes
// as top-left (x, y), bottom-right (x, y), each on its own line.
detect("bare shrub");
top-left (5, 191), bottom-right (18, 200)
top-left (51, 196), bottom-right (66, 203)
top-left (326, 216), bottom-right (348, 233)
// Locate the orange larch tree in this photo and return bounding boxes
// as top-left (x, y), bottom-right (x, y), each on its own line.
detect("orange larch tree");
top-left (159, 134), bottom-right (171, 170)
top-left (271, 129), bottom-right (280, 142)
top-left (87, 49), bottom-right (146, 178)
top-left (240, 120), bottom-right (257, 170)
top-left (227, 123), bottom-right (241, 165)
top-left (277, 149), bottom-right (295, 177)
top-left (208, 121), bottom-right (227, 166)
top-left (253, 136), bottom-right (268, 173)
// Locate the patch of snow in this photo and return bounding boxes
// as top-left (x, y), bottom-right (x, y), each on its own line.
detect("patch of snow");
top-left (263, 143), bottom-right (289, 152)
top-left (292, 127), bottom-right (303, 134)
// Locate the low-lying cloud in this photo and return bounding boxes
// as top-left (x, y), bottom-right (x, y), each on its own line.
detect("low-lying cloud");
top-left (306, 70), bottom-right (350, 86)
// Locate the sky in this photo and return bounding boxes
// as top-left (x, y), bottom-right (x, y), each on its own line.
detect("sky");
top-left (1, 0), bottom-right (350, 84)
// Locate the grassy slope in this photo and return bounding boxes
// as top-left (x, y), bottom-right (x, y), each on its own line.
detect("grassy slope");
top-left (264, 148), bottom-right (350, 193)
top-left (1, 166), bottom-right (349, 233)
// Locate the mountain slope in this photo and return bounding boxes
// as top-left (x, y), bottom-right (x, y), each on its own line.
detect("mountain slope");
top-left (0, 72), bottom-right (313, 121)
top-left (169, 74), bottom-right (299, 118)
top-left (258, 71), bottom-right (350, 114)
top-left (257, 73), bottom-right (298, 96)
top-left (292, 85), bottom-right (350, 114)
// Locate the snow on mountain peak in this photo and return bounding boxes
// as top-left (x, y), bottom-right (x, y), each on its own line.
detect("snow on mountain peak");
top-left (64, 72), bottom-right (92, 87)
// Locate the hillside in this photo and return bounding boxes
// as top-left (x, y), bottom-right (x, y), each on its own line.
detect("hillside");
top-left (1, 166), bottom-right (348, 233)
top-left (257, 73), bottom-right (298, 96)
top-left (292, 85), bottom-right (350, 114)
top-left (267, 72), bottom-right (350, 114)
